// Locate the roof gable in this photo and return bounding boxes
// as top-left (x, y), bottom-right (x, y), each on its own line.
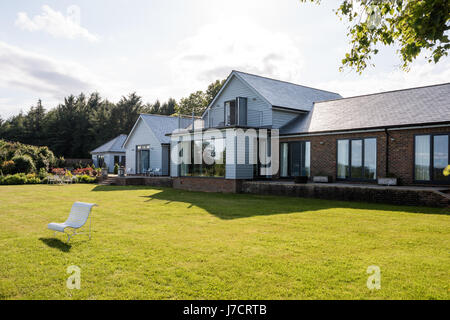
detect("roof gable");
top-left (91, 134), bottom-right (127, 154)
top-left (234, 71), bottom-right (342, 111)
top-left (203, 70), bottom-right (342, 117)
top-left (123, 114), bottom-right (180, 147)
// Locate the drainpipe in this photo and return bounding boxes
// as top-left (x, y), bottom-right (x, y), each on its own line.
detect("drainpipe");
top-left (385, 128), bottom-right (389, 177)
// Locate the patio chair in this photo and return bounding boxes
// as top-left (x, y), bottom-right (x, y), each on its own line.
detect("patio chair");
top-left (153, 168), bottom-right (161, 176)
top-left (53, 175), bottom-right (63, 185)
top-left (47, 175), bottom-right (55, 184)
top-left (62, 175), bottom-right (73, 184)
top-left (47, 202), bottom-right (98, 243)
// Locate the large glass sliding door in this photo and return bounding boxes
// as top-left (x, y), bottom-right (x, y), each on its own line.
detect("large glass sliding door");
top-left (179, 138), bottom-right (226, 177)
top-left (337, 140), bottom-right (349, 179)
top-left (433, 135), bottom-right (449, 181)
top-left (279, 141), bottom-right (310, 177)
top-left (351, 140), bottom-right (363, 178)
top-left (414, 134), bottom-right (449, 183)
top-left (337, 138), bottom-right (377, 181)
top-left (136, 145), bottom-right (150, 174)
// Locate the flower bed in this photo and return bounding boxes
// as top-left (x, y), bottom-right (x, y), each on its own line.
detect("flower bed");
top-left (0, 167), bottom-right (99, 185)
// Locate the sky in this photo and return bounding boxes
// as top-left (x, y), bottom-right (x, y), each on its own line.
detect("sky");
top-left (0, 0), bottom-right (449, 118)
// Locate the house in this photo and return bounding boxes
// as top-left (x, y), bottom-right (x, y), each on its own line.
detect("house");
top-left (90, 134), bottom-right (127, 172)
top-left (168, 70), bottom-right (450, 192)
top-left (122, 114), bottom-right (192, 175)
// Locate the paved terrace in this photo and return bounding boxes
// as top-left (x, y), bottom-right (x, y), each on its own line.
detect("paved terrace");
top-left (98, 175), bottom-right (449, 208)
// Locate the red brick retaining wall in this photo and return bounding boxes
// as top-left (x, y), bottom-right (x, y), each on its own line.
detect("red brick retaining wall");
top-left (173, 177), bottom-right (242, 193)
top-left (241, 181), bottom-right (450, 208)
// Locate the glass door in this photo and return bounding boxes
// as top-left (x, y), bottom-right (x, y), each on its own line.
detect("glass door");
top-left (284, 141), bottom-right (310, 177)
top-left (136, 145), bottom-right (150, 174)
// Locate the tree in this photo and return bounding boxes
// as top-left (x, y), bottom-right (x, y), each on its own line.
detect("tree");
top-left (206, 79), bottom-right (226, 105)
top-left (300, 0), bottom-right (450, 72)
top-left (112, 92), bottom-right (146, 135)
top-left (176, 79), bottom-right (226, 116)
top-left (177, 91), bottom-right (208, 116)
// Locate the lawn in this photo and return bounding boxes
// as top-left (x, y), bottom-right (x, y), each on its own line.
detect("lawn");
top-left (0, 184), bottom-right (448, 300)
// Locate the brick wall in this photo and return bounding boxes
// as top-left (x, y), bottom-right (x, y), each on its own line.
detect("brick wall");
top-left (388, 126), bottom-right (449, 185)
top-left (115, 177), bottom-right (173, 187)
top-left (241, 181), bottom-right (449, 208)
top-left (173, 177), bottom-right (242, 193)
top-left (280, 125), bottom-right (450, 186)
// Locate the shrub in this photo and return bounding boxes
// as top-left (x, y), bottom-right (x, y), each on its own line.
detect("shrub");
top-left (0, 173), bottom-right (42, 185)
top-left (1, 173), bottom-right (27, 185)
top-left (0, 140), bottom-right (56, 172)
top-left (51, 168), bottom-right (66, 175)
top-left (56, 157), bottom-right (66, 168)
top-left (73, 167), bottom-right (94, 176)
top-left (38, 168), bottom-right (48, 180)
top-left (1, 160), bottom-right (15, 175)
top-left (26, 176), bottom-right (41, 184)
top-left (12, 155), bottom-right (35, 174)
top-left (114, 163), bottom-right (119, 174)
top-left (76, 174), bottom-right (96, 183)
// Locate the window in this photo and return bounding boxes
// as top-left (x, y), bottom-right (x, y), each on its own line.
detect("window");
top-left (337, 140), bottom-right (349, 179)
top-left (114, 156), bottom-right (120, 165)
top-left (280, 143), bottom-right (289, 177)
top-left (179, 138), bottom-right (226, 177)
top-left (136, 145), bottom-right (150, 174)
top-left (225, 100), bottom-right (236, 126)
top-left (97, 155), bottom-right (104, 168)
top-left (434, 135), bottom-right (449, 181)
top-left (337, 138), bottom-right (377, 180)
top-left (351, 140), bottom-right (363, 178)
top-left (364, 138), bottom-right (377, 179)
top-left (279, 141), bottom-right (310, 177)
top-left (415, 134), bottom-right (449, 182)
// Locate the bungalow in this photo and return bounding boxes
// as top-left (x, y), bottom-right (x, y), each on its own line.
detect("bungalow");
top-left (168, 70), bottom-right (450, 192)
top-left (90, 134), bottom-right (127, 173)
top-left (122, 114), bottom-right (192, 175)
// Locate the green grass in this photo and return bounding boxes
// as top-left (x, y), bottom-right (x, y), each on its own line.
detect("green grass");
top-left (0, 184), bottom-right (448, 300)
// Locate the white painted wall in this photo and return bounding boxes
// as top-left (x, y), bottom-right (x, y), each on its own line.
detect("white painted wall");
top-left (123, 118), bottom-right (164, 174)
top-left (91, 153), bottom-right (125, 173)
top-left (205, 75), bottom-right (272, 127)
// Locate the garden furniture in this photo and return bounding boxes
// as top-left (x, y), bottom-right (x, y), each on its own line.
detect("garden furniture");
top-left (47, 202), bottom-right (98, 242)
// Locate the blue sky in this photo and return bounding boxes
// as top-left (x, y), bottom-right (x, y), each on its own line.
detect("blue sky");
top-left (0, 0), bottom-right (449, 118)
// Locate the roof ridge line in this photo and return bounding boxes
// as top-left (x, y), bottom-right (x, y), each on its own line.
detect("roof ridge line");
top-left (140, 113), bottom-right (201, 119)
top-left (315, 82), bottom-right (450, 104)
top-left (90, 134), bottom-right (125, 153)
top-left (232, 70), bottom-right (341, 96)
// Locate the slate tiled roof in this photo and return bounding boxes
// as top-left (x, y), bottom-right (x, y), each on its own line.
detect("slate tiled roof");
top-left (234, 71), bottom-right (342, 112)
top-left (280, 83), bottom-right (450, 135)
top-left (140, 114), bottom-right (180, 144)
top-left (90, 134), bottom-right (127, 153)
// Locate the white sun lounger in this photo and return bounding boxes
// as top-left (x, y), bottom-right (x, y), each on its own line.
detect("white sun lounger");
top-left (48, 202), bottom-right (98, 242)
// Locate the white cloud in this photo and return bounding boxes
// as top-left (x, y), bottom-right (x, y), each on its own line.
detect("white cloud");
top-left (15, 5), bottom-right (98, 42)
top-left (170, 18), bottom-right (305, 93)
top-left (316, 58), bottom-right (450, 98)
top-left (0, 41), bottom-right (102, 104)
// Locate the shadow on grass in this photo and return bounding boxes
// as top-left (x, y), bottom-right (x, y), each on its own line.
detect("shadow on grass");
top-left (39, 238), bottom-right (71, 252)
top-left (136, 188), bottom-right (447, 220)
